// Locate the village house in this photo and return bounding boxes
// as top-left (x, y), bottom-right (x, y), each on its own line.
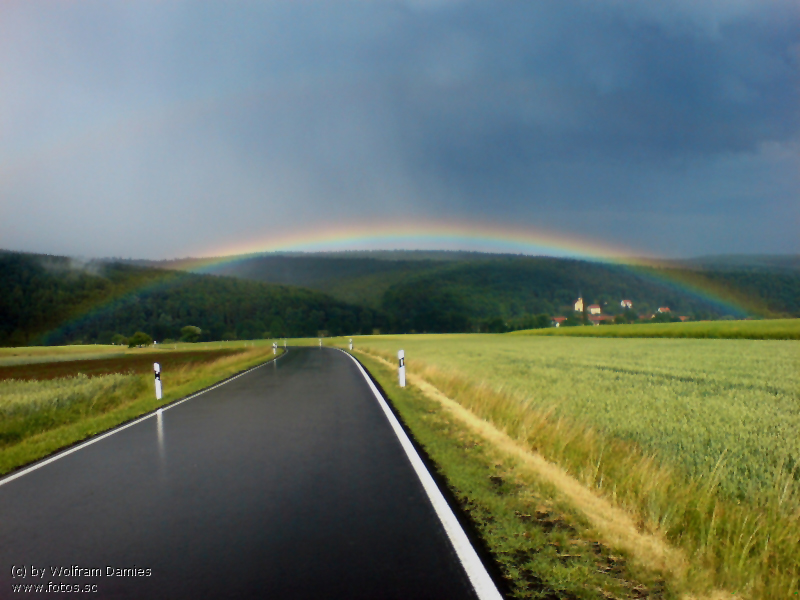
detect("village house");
top-left (658, 307), bottom-right (670, 313)
top-left (574, 297), bottom-right (584, 312)
top-left (551, 316), bottom-right (567, 327)
top-left (620, 299), bottom-right (632, 309)
top-left (588, 304), bottom-right (601, 315)
top-left (588, 314), bottom-right (615, 326)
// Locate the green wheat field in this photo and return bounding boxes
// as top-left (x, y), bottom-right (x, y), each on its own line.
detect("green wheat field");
top-left (361, 334), bottom-right (799, 501)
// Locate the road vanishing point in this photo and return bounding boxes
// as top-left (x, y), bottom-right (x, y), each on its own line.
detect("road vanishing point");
top-left (0, 347), bottom-right (502, 599)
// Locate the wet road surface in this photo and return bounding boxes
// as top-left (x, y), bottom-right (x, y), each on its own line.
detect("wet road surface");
top-left (0, 347), bottom-right (488, 599)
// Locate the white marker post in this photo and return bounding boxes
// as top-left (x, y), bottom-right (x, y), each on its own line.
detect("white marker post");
top-left (272, 342), bottom-right (277, 355)
top-left (154, 363), bottom-right (162, 400)
top-left (319, 338), bottom-right (322, 347)
top-left (349, 338), bottom-right (353, 351)
top-left (398, 350), bottom-right (406, 387)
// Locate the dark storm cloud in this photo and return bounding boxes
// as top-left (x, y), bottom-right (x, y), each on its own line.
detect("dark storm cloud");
top-left (385, 1), bottom-right (799, 191)
top-left (0, 0), bottom-right (797, 258)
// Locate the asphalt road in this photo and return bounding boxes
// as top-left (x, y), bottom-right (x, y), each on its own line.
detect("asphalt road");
top-left (0, 347), bottom-right (489, 599)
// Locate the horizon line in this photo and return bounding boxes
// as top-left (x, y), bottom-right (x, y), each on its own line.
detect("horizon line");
top-left (3, 246), bottom-right (799, 265)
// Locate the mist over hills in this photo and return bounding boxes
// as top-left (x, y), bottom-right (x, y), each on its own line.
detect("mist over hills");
top-left (2, 249), bottom-right (798, 346)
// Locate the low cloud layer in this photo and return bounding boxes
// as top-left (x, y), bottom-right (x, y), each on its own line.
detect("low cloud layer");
top-left (1, 0), bottom-right (797, 258)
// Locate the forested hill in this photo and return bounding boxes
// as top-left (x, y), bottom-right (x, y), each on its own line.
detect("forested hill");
top-left (378, 258), bottom-right (800, 331)
top-left (141, 252), bottom-right (457, 307)
top-left (147, 251), bottom-right (800, 322)
top-left (4, 250), bottom-right (798, 346)
top-left (0, 251), bottom-right (378, 346)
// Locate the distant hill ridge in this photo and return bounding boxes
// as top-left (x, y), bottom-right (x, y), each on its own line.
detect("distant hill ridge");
top-left (133, 250), bottom-right (800, 322)
top-left (673, 254), bottom-right (800, 273)
top-left (141, 250), bottom-right (800, 317)
top-left (2, 249), bottom-right (798, 346)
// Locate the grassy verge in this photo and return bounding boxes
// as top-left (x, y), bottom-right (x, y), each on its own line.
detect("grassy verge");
top-left (354, 350), bottom-right (685, 599)
top-left (0, 346), bottom-right (283, 476)
top-left (354, 345), bottom-right (798, 599)
top-left (514, 319), bottom-right (800, 339)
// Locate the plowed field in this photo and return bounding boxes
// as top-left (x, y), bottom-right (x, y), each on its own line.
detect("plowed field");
top-left (0, 350), bottom-right (242, 381)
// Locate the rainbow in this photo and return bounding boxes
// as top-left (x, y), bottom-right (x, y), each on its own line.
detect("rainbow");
top-left (1, 89), bottom-right (773, 319)
top-left (186, 219), bottom-right (638, 265)
top-left (172, 219), bottom-right (764, 317)
top-left (33, 219), bottom-right (771, 345)
top-left (2, 77), bottom-right (774, 339)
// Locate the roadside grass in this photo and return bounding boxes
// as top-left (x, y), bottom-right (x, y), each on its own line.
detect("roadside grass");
top-left (338, 335), bottom-right (799, 599)
top-left (354, 351), bottom-right (684, 599)
top-left (0, 345), bottom-right (283, 476)
top-left (514, 318), bottom-right (800, 339)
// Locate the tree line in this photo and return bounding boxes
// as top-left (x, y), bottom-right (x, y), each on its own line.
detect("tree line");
top-left (2, 250), bottom-right (797, 346)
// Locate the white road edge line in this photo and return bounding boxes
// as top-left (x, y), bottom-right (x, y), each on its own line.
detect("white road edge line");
top-left (341, 349), bottom-right (504, 600)
top-left (0, 351), bottom-right (286, 488)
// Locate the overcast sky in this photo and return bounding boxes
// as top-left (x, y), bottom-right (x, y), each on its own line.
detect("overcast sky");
top-left (1, 0), bottom-right (798, 259)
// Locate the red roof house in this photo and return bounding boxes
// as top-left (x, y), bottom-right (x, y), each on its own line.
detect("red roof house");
top-left (588, 315), bottom-right (615, 326)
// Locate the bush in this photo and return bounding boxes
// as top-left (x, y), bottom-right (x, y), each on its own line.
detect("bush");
top-left (111, 333), bottom-right (128, 346)
top-left (180, 326), bottom-right (202, 343)
top-left (128, 331), bottom-right (152, 348)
